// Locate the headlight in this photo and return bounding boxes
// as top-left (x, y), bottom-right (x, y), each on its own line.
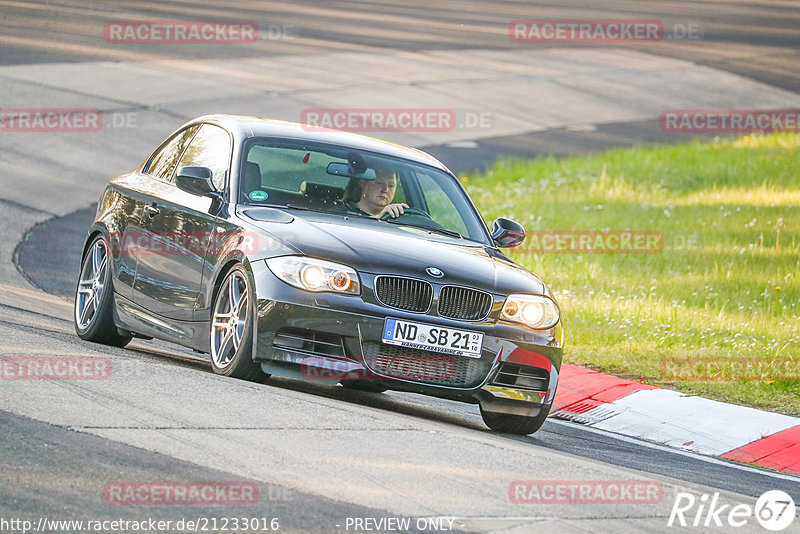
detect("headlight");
top-left (500, 294), bottom-right (560, 329)
top-left (266, 256), bottom-right (360, 295)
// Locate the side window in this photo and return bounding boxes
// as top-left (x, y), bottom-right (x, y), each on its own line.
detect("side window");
top-left (145, 126), bottom-right (199, 182)
top-left (177, 124), bottom-right (232, 191)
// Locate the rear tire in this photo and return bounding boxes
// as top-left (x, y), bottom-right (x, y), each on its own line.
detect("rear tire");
top-left (209, 265), bottom-right (266, 382)
top-left (480, 403), bottom-right (551, 435)
top-left (74, 235), bottom-right (131, 348)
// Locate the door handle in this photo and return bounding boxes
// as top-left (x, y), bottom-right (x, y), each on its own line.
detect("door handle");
top-left (144, 204), bottom-right (160, 218)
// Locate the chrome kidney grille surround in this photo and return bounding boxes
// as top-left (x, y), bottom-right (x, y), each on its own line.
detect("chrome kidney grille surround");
top-left (373, 275), bottom-right (494, 321)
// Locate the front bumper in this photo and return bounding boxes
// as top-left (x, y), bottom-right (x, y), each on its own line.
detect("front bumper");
top-left (251, 261), bottom-right (563, 414)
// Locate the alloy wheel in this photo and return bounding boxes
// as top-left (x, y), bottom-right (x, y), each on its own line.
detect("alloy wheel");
top-left (75, 239), bottom-right (108, 330)
top-left (211, 270), bottom-right (249, 369)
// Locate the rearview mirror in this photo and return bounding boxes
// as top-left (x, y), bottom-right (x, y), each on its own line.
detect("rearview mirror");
top-left (326, 162), bottom-right (376, 180)
top-left (491, 217), bottom-right (525, 248)
top-left (175, 166), bottom-right (215, 196)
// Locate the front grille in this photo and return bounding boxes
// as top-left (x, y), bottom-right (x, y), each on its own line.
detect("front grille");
top-left (362, 341), bottom-right (491, 388)
top-left (374, 276), bottom-right (432, 313)
top-left (491, 363), bottom-right (550, 391)
top-left (438, 286), bottom-right (493, 321)
top-left (273, 328), bottom-right (345, 358)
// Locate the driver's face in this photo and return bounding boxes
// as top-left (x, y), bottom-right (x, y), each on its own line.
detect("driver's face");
top-left (361, 173), bottom-right (397, 208)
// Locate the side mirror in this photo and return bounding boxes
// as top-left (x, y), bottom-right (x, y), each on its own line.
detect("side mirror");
top-left (175, 166), bottom-right (215, 196)
top-left (491, 217), bottom-right (525, 248)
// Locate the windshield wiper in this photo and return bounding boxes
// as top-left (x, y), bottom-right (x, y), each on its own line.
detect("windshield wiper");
top-left (263, 203), bottom-right (347, 217)
top-left (383, 219), bottom-right (462, 239)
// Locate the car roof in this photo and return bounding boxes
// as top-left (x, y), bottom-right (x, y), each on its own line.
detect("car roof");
top-left (188, 114), bottom-right (451, 173)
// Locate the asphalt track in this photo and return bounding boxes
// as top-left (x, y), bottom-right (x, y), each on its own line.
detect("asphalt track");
top-left (2, 2), bottom-right (800, 533)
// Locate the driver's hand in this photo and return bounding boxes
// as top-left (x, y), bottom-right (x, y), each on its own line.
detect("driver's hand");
top-left (379, 203), bottom-right (409, 219)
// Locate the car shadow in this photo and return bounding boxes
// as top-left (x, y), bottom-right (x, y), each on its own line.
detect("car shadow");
top-left (257, 374), bottom-right (489, 432)
top-left (118, 341), bottom-right (532, 437)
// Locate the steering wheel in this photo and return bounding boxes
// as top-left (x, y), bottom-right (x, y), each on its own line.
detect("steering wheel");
top-left (381, 207), bottom-right (432, 220)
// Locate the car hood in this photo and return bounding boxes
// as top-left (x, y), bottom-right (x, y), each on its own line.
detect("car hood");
top-left (242, 210), bottom-right (546, 296)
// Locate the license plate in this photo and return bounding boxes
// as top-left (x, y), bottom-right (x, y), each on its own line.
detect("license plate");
top-left (381, 318), bottom-right (483, 358)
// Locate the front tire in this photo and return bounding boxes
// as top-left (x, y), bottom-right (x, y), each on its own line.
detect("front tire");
top-left (480, 403), bottom-right (551, 435)
top-left (74, 235), bottom-right (131, 347)
top-left (209, 265), bottom-right (265, 382)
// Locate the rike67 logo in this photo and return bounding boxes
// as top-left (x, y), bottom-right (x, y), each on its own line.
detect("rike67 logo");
top-left (668, 490), bottom-right (796, 531)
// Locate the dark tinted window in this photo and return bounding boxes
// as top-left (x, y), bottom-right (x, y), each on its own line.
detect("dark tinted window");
top-left (145, 125), bottom-right (199, 182)
top-left (176, 124), bottom-right (232, 190)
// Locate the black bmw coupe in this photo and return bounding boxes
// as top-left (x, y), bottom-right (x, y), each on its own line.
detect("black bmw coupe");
top-left (75, 115), bottom-right (563, 434)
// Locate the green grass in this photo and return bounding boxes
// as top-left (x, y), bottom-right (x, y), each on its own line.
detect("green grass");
top-left (464, 133), bottom-right (800, 415)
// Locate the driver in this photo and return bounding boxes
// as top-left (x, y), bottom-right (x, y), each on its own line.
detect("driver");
top-left (342, 163), bottom-right (408, 218)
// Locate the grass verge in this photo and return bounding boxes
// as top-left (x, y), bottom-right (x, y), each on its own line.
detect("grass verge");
top-left (465, 132), bottom-right (800, 416)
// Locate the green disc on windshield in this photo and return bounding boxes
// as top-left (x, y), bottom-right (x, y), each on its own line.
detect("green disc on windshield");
top-left (248, 190), bottom-right (269, 201)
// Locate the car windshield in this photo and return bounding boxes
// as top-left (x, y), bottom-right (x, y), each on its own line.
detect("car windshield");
top-left (238, 138), bottom-right (490, 243)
